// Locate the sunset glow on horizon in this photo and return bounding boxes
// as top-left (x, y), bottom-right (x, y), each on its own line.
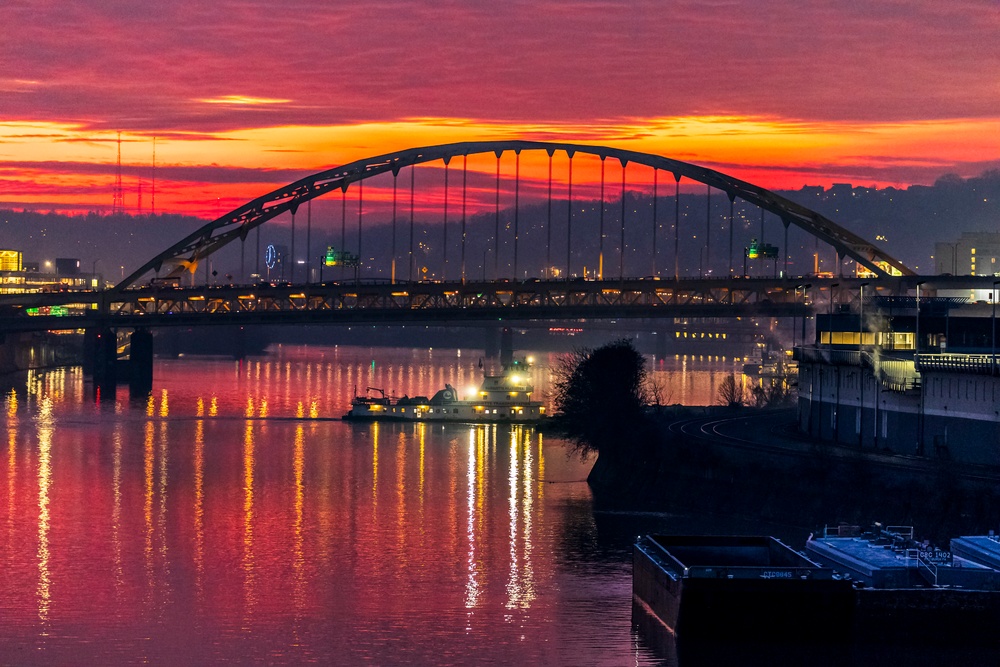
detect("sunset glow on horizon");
top-left (1, 0), bottom-right (998, 218)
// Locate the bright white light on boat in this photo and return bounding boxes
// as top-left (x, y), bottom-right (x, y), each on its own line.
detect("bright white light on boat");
top-left (466, 386), bottom-right (478, 398)
top-left (526, 356), bottom-right (535, 364)
top-left (509, 375), bottom-right (522, 385)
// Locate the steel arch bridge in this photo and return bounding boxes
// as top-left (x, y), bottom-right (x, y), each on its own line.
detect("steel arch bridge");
top-left (117, 140), bottom-right (914, 290)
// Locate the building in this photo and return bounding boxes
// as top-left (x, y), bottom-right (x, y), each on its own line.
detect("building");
top-left (0, 252), bottom-right (102, 295)
top-left (796, 296), bottom-right (1000, 465)
top-left (935, 232), bottom-right (1000, 301)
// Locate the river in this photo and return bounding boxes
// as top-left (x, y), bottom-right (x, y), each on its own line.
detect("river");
top-left (1, 346), bottom-right (744, 665)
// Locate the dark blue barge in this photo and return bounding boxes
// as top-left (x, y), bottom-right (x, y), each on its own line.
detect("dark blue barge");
top-left (635, 526), bottom-right (1000, 645)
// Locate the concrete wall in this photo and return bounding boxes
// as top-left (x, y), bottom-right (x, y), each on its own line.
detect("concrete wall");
top-left (796, 358), bottom-right (1000, 466)
top-left (797, 361), bottom-right (921, 456)
top-left (921, 372), bottom-right (1000, 463)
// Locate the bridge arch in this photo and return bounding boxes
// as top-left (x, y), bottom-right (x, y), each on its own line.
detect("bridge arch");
top-left (117, 140), bottom-right (913, 289)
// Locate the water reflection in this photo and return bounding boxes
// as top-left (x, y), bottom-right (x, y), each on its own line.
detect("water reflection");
top-left (464, 428), bottom-right (480, 612)
top-left (2, 348), bottom-right (680, 664)
top-left (35, 397), bottom-right (53, 625)
top-left (194, 415), bottom-right (205, 597)
top-left (242, 420), bottom-right (256, 622)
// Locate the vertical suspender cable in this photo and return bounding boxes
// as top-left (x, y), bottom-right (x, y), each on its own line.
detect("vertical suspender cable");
top-left (442, 157), bottom-right (449, 281)
top-left (306, 199), bottom-right (312, 284)
top-left (546, 150), bottom-right (553, 278)
top-left (674, 174), bottom-right (680, 280)
top-left (391, 169), bottom-right (398, 284)
top-left (410, 165), bottom-right (416, 282)
top-left (729, 196), bottom-right (735, 276)
top-left (461, 155), bottom-right (467, 283)
top-left (566, 151), bottom-right (574, 280)
top-left (290, 209), bottom-right (296, 283)
top-left (619, 160), bottom-right (627, 281)
top-left (340, 186), bottom-right (347, 281)
top-left (784, 219), bottom-right (790, 277)
top-left (357, 178), bottom-right (363, 283)
top-left (513, 150), bottom-right (520, 281)
top-left (494, 152), bottom-right (501, 280)
top-left (599, 156), bottom-right (606, 280)
top-left (704, 184), bottom-right (711, 277)
top-left (652, 169), bottom-right (658, 277)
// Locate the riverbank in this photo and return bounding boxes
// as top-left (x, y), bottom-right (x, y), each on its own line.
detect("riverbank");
top-left (586, 407), bottom-right (1000, 544)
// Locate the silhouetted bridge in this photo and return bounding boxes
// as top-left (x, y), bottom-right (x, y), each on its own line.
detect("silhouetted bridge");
top-left (3, 138), bottom-right (978, 395)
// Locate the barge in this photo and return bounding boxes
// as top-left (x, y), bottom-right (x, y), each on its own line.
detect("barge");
top-left (633, 535), bottom-right (853, 641)
top-left (635, 525), bottom-right (1000, 645)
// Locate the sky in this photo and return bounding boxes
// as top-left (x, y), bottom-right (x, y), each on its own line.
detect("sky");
top-left (1, 0), bottom-right (999, 218)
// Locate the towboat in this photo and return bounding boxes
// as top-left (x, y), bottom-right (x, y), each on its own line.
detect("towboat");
top-left (343, 357), bottom-right (546, 423)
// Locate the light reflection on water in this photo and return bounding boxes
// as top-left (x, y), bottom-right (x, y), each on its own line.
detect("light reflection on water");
top-left (2, 347), bottom-right (690, 665)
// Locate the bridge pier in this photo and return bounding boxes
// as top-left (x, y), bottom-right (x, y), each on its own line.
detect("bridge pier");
top-left (89, 327), bottom-right (118, 400)
top-left (483, 326), bottom-right (514, 362)
top-left (655, 329), bottom-right (669, 361)
top-left (129, 327), bottom-right (154, 397)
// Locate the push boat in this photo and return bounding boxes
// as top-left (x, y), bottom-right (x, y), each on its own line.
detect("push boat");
top-left (343, 357), bottom-right (546, 423)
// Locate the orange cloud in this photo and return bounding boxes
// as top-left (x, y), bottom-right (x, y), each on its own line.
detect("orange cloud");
top-left (1, 115), bottom-right (998, 217)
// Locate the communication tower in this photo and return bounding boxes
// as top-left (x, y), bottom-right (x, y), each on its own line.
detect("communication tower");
top-left (112, 131), bottom-right (125, 214)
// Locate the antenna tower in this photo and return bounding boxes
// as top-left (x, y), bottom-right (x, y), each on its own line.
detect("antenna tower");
top-left (151, 137), bottom-right (156, 216)
top-left (137, 180), bottom-right (143, 214)
top-left (112, 131), bottom-right (124, 214)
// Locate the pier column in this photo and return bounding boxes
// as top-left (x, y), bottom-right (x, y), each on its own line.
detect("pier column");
top-left (500, 327), bottom-right (514, 366)
top-left (654, 329), bottom-right (669, 361)
top-left (91, 327), bottom-right (117, 400)
top-left (484, 327), bottom-right (502, 359)
top-left (129, 327), bottom-right (154, 396)
top-left (231, 326), bottom-right (248, 360)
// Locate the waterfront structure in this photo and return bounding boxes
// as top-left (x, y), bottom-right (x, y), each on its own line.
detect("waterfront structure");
top-left (0, 250), bottom-right (101, 295)
top-left (796, 295), bottom-right (1000, 464)
top-left (935, 232), bottom-right (1000, 301)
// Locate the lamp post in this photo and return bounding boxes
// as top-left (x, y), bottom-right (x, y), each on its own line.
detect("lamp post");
top-left (859, 282), bottom-right (869, 352)
top-left (915, 280), bottom-right (926, 455)
top-left (801, 283), bottom-right (811, 347)
top-left (828, 282), bottom-right (839, 349)
top-left (858, 282), bottom-right (869, 448)
top-left (794, 283), bottom-right (811, 348)
top-left (993, 280), bottom-right (1000, 374)
top-left (915, 281), bottom-right (925, 356)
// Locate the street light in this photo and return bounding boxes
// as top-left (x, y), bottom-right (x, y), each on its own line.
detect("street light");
top-left (915, 281), bottom-right (925, 355)
top-left (992, 280), bottom-right (1000, 373)
top-left (794, 283), bottom-right (811, 348)
top-left (859, 282), bottom-right (870, 352)
top-left (828, 282), bottom-right (839, 349)
top-left (858, 281), bottom-right (869, 449)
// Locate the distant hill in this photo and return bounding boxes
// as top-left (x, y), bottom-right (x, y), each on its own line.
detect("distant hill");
top-left (2, 170), bottom-right (997, 283)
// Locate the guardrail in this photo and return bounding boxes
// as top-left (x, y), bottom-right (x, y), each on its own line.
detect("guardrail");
top-left (796, 347), bottom-right (921, 392)
top-left (915, 354), bottom-right (1000, 376)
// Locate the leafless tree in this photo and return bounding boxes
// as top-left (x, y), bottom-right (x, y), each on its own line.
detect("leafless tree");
top-left (717, 374), bottom-right (745, 408)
